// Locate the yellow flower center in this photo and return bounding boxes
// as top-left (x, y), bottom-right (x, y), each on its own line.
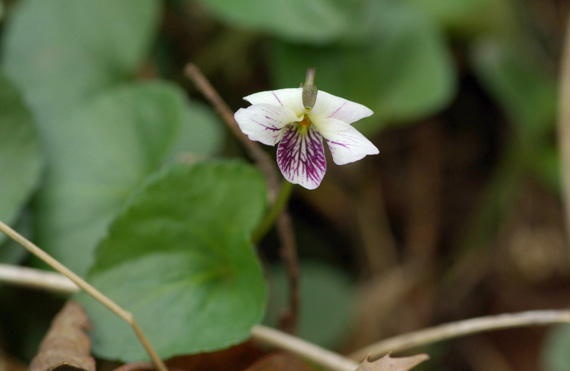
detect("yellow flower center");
top-left (299, 115), bottom-right (312, 128)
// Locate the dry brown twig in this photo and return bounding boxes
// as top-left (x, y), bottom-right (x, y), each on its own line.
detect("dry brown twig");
top-left (349, 310), bottom-right (570, 361)
top-left (0, 221), bottom-right (168, 371)
top-left (558, 8), bottom-right (570, 260)
top-left (0, 264), bottom-right (358, 371)
top-left (184, 63), bottom-right (299, 333)
top-left (3, 261), bottom-right (570, 370)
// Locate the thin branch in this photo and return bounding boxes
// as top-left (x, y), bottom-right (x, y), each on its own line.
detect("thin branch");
top-left (275, 210), bottom-right (299, 333)
top-left (183, 63), bottom-right (280, 201)
top-left (252, 180), bottom-right (293, 244)
top-left (0, 263), bottom-right (78, 294)
top-left (558, 9), bottom-right (570, 260)
top-left (349, 310), bottom-right (570, 361)
top-left (184, 63), bottom-right (299, 333)
top-left (251, 325), bottom-right (359, 371)
top-left (0, 264), bottom-right (356, 371)
top-left (0, 221), bottom-right (168, 371)
top-left (5, 265), bottom-right (570, 371)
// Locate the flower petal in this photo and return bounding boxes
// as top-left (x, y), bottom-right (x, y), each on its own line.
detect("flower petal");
top-left (315, 118), bottom-right (379, 165)
top-left (277, 124), bottom-right (327, 190)
top-left (244, 88), bottom-right (305, 116)
top-left (310, 90), bottom-right (373, 124)
top-left (234, 104), bottom-right (298, 146)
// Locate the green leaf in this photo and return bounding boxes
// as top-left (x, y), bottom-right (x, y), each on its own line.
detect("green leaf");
top-left (197, 0), bottom-right (349, 43)
top-left (78, 161), bottom-right (267, 362)
top-left (265, 261), bottom-right (354, 348)
top-left (0, 214), bottom-right (32, 264)
top-left (166, 101), bottom-right (225, 162)
top-left (532, 144), bottom-right (560, 193)
top-left (0, 74), bottom-right (42, 244)
top-left (542, 326), bottom-right (570, 371)
top-left (35, 82), bottom-right (221, 276)
top-left (470, 39), bottom-right (557, 136)
top-left (470, 40), bottom-right (559, 190)
top-left (1, 0), bottom-right (160, 124)
top-left (270, 3), bottom-right (456, 134)
top-left (406, 0), bottom-right (514, 36)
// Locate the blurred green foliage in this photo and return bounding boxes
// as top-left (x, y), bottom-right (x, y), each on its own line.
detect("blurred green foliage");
top-left (265, 261), bottom-right (355, 349)
top-left (271, 25), bottom-right (455, 133)
top-left (0, 0), bottom-right (566, 366)
top-left (543, 326), bottom-right (570, 371)
top-left (408, 0), bottom-right (514, 36)
top-left (0, 75), bottom-right (42, 245)
top-left (2, 0), bottom-right (160, 125)
top-left (34, 82), bottom-right (219, 276)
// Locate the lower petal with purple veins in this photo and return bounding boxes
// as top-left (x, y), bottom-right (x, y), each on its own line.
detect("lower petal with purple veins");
top-left (277, 124), bottom-right (327, 190)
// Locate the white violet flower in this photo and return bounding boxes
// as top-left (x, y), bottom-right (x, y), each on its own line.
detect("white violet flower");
top-left (234, 73), bottom-right (378, 190)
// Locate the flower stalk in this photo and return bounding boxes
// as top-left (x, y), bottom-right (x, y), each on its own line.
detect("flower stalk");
top-left (252, 180), bottom-right (294, 243)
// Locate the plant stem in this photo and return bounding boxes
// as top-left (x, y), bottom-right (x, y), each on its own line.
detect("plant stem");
top-left (0, 221), bottom-right (168, 371)
top-left (252, 325), bottom-right (358, 371)
top-left (251, 180), bottom-right (298, 333)
top-left (185, 63), bottom-right (300, 333)
top-left (349, 310), bottom-right (570, 361)
top-left (0, 263), bottom-right (77, 294)
top-left (558, 10), bottom-right (570, 261)
top-left (3, 265), bottom-right (570, 371)
top-left (252, 181), bottom-right (294, 243)
top-left (184, 63), bottom-right (281, 202)
top-left (0, 264), bottom-right (357, 371)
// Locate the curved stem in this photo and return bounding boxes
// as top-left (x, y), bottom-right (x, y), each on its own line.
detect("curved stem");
top-left (251, 325), bottom-right (358, 371)
top-left (0, 221), bottom-right (168, 371)
top-left (185, 64), bottom-right (300, 334)
top-left (252, 181), bottom-right (294, 243)
top-left (558, 9), bottom-right (570, 262)
top-left (0, 264), bottom-right (358, 371)
top-left (349, 310), bottom-right (570, 361)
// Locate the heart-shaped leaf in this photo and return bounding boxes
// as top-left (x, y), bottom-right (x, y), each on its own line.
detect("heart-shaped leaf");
top-left (407, 0), bottom-right (514, 36)
top-left (197, 0), bottom-right (347, 43)
top-left (470, 39), bottom-right (557, 136)
top-left (35, 82), bottom-right (222, 275)
top-left (78, 161), bottom-right (267, 362)
top-left (1, 0), bottom-right (160, 124)
top-left (0, 74), bottom-right (42, 244)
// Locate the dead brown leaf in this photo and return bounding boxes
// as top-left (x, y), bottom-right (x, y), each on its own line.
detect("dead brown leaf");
top-left (356, 354), bottom-right (429, 371)
top-left (164, 342), bottom-right (265, 371)
top-left (29, 301), bottom-right (95, 371)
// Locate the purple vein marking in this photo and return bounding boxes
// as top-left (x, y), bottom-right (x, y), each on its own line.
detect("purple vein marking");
top-left (272, 92), bottom-right (283, 106)
top-left (328, 101), bottom-right (347, 118)
top-left (252, 119), bottom-right (281, 133)
top-left (327, 140), bottom-right (350, 149)
top-left (277, 124), bottom-right (326, 188)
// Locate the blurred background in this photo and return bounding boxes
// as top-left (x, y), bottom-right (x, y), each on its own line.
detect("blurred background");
top-left (1, 0), bottom-right (570, 370)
